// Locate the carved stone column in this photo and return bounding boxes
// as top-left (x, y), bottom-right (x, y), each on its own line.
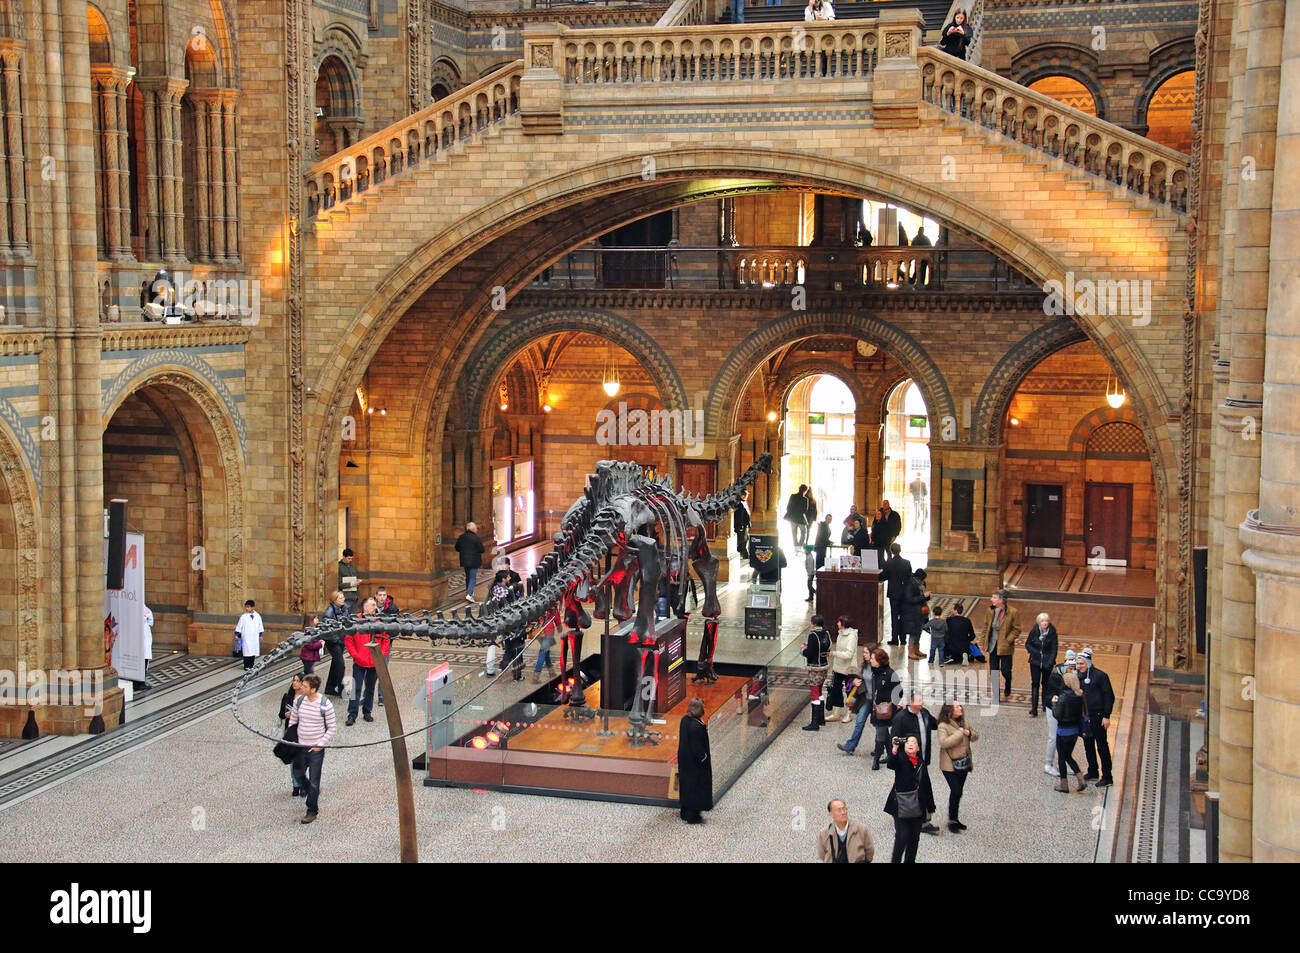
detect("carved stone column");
top-left (91, 68), bottom-right (132, 260)
top-left (220, 92), bottom-right (239, 263)
top-left (189, 91), bottom-right (217, 263)
top-left (2, 48), bottom-right (28, 254)
top-left (204, 99), bottom-right (226, 262)
top-left (140, 83), bottom-right (162, 259)
top-left (159, 80), bottom-right (188, 263)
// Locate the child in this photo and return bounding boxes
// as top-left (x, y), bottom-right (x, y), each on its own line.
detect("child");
top-left (800, 614), bottom-right (832, 731)
top-left (925, 605), bottom-right (948, 665)
top-left (299, 614), bottom-right (323, 675)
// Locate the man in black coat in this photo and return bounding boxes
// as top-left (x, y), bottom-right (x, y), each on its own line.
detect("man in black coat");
top-left (677, 698), bottom-right (712, 823)
top-left (890, 691), bottom-right (940, 835)
top-left (733, 489), bottom-right (751, 558)
top-left (1023, 611), bottom-right (1058, 717)
top-left (784, 484), bottom-right (810, 548)
top-left (876, 500), bottom-right (902, 568)
top-left (877, 542), bottom-right (913, 645)
top-left (454, 521), bottom-right (485, 603)
top-left (1076, 650), bottom-right (1115, 787)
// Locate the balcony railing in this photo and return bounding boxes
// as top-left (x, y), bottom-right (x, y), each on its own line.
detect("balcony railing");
top-left (529, 244), bottom-right (948, 290)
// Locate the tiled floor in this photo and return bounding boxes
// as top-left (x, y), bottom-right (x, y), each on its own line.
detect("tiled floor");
top-left (0, 552), bottom-right (1139, 862)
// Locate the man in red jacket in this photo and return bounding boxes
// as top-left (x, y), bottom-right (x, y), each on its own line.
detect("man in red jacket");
top-left (345, 597), bottom-right (391, 726)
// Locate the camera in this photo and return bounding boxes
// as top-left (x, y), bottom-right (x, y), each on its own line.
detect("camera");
top-left (891, 736), bottom-right (903, 747)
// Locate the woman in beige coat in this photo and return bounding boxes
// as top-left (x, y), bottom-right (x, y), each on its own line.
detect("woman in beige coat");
top-left (828, 615), bottom-right (862, 722)
top-left (936, 701), bottom-right (978, 833)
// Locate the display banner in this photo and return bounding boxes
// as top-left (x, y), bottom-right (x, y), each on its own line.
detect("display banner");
top-left (105, 533), bottom-right (146, 681)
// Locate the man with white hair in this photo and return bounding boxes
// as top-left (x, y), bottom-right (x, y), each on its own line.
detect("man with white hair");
top-left (1023, 610), bottom-right (1058, 718)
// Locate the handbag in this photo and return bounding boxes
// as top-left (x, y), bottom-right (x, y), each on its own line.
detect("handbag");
top-left (875, 700), bottom-right (895, 721)
top-left (273, 723), bottom-right (299, 764)
top-left (895, 788), bottom-right (923, 819)
top-left (951, 755), bottom-right (972, 772)
top-left (968, 641), bottom-right (986, 661)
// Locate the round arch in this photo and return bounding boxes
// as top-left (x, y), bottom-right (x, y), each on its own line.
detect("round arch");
top-left (1135, 38), bottom-right (1197, 131)
top-left (1009, 43), bottom-right (1108, 120)
top-left (971, 318), bottom-right (1089, 444)
top-left (102, 365), bottom-right (248, 603)
top-left (87, 4), bottom-right (112, 65)
top-left (1067, 405), bottom-right (1144, 453)
top-left (0, 415), bottom-right (42, 657)
top-left (706, 311), bottom-right (955, 437)
top-left (456, 307), bottom-right (689, 430)
top-left (307, 147), bottom-right (1180, 595)
top-left (772, 359), bottom-right (871, 420)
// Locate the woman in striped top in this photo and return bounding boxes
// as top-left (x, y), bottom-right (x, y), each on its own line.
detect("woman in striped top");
top-left (288, 674), bottom-right (336, 824)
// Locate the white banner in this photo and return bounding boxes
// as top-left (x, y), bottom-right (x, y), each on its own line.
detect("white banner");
top-left (106, 532), bottom-right (146, 682)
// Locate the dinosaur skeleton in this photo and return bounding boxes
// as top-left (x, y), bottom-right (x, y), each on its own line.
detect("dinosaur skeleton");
top-left (293, 454), bottom-right (773, 725)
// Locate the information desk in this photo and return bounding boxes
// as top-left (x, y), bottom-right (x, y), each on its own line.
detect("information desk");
top-left (815, 569), bottom-right (881, 643)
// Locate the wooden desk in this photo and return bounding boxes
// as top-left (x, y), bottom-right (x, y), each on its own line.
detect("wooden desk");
top-left (815, 570), bottom-right (881, 644)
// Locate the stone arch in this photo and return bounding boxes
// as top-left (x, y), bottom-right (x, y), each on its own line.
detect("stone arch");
top-left (1067, 406), bottom-right (1144, 454)
top-left (430, 57), bottom-right (462, 101)
top-left (101, 364), bottom-right (247, 603)
top-left (706, 311), bottom-right (954, 437)
top-left (971, 318), bottom-right (1088, 444)
top-left (1135, 38), bottom-right (1196, 130)
top-left (87, 4), bottom-right (112, 65)
top-left (773, 359), bottom-right (872, 419)
top-left (308, 147), bottom-right (1179, 599)
top-left (457, 307), bottom-right (688, 430)
top-left (0, 414), bottom-right (42, 666)
top-left (1010, 43), bottom-right (1108, 120)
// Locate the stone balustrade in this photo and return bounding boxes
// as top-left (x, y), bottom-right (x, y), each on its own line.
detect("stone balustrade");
top-left (919, 48), bottom-right (1190, 211)
top-left (304, 63), bottom-right (524, 218)
top-left (549, 21), bottom-right (881, 84)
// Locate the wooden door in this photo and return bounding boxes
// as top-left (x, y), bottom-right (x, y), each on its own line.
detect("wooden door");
top-left (1024, 484), bottom-right (1064, 558)
top-left (1084, 483), bottom-right (1132, 565)
top-left (677, 460), bottom-right (717, 540)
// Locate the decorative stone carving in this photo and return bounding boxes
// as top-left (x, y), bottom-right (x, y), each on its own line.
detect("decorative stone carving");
top-left (531, 45), bottom-right (553, 70)
top-left (883, 32), bottom-right (911, 59)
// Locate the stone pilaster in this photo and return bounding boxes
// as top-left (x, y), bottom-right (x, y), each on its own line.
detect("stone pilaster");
top-left (2, 47), bottom-right (28, 255)
top-left (1241, 0), bottom-right (1300, 862)
top-left (220, 92), bottom-right (240, 263)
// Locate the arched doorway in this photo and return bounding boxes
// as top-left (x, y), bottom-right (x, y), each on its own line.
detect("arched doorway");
top-left (102, 377), bottom-right (244, 656)
top-left (1143, 70), bottom-right (1194, 153)
top-left (998, 341), bottom-right (1156, 571)
top-left (883, 380), bottom-right (930, 557)
top-left (781, 374), bottom-right (856, 532)
top-left (1028, 76), bottom-right (1099, 116)
top-left (314, 55), bottom-right (358, 157)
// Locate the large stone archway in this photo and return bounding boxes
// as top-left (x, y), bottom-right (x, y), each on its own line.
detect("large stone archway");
top-left (102, 365), bottom-right (248, 643)
top-left (707, 311), bottom-right (955, 437)
top-left (456, 306), bottom-right (689, 429)
top-left (0, 415), bottom-right (42, 683)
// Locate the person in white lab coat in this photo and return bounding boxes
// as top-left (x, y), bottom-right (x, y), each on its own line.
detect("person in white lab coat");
top-left (235, 600), bottom-right (263, 671)
top-left (139, 604), bottom-right (154, 689)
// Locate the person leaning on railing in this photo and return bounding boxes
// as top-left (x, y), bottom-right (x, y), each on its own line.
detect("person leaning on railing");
top-left (938, 8), bottom-right (970, 60)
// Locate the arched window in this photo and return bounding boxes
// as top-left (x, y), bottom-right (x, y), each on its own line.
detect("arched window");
top-left (1028, 76), bottom-right (1097, 116)
top-left (1143, 70), bottom-right (1193, 153)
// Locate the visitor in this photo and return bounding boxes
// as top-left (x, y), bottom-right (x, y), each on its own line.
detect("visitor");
top-left (936, 702), bottom-right (977, 833)
top-left (805, 487), bottom-right (818, 528)
top-left (321, 590), bottom-right (349, 697)
top-left (837, 642), bottom-right (878, 754)
top-left (943, 602), bottom-right (976, 665)
top-left (235, 599), bottom-right (263, 671)
top-left (533, 627), bottom-right (557, 684)
top-left (784, 484), bottom-right (810, 548)
top-left (979, 589), bottom-right (1020, 699)
top-left (828, 614), bottom-right (861, 723)
top-left (924, 600), bottom-right (948, 664)
top-left (814, 512), bottom-right (833, 570)
top-left (884, 735), bottom-right (934, 863)
top-left (490, 569), bottom-right (513, 604)
top-left (374, 586), bottom-right (399, 615)
top-left (1077, 649), bottom-right (1115, 787)
top-left (344, 597), bottom-right (388, 726)
top-left (801, 614), bottom-right (832, 731)
top-left (455, 521), bottom-right (485, 603)
top-left (289, 673), bottom-right (337, 824)
top-left (878, 542), bottom-right (913, 645)
top-left (279, 672), bottom-right (306, 796)
top-left (500, 558), bottom-right (522, 587)
top-left (677, 698), bottom-right (712, 824)
top-left (890, 691), bottom-right (940, 835)
top-left (1050, 670), bottom-right (1088, 792)
top-left (901, 568), bottom-right (931, 661)
top-left (1043, 649), bottom-right (1077, 774)
top-left (816, 799), bottom-right (874, 863)
top-left (299, 614), bottom-right (323, 675)
top-left (338, 548), bottom-right (364, 612)
top-left (842, 504), bottom-right (867, 554)
top-left (1024, 611), bottom-right (1058, 717)
top-left (938, 8), bottom-right (971, 60)
top-left (734, 489), bottom-right (751, 560)
top-left (877, 500), bottom-right (902, 569)
top-left (139, 603), bottom-right (154, 690)
top-left (908, 471), bottom-right (928, 532)
top-left (804, 0), bottom-right (834, 21)
top-left (804, 544), bottom-right (817, 602)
